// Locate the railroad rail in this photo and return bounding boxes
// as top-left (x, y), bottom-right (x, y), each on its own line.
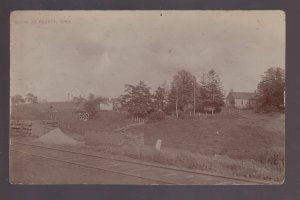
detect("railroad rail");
top-left (10, 141), bottom-right (277, 185)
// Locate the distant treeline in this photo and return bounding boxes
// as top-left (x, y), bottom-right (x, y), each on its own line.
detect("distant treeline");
top-left (11, 67), bottom-right (285, 118)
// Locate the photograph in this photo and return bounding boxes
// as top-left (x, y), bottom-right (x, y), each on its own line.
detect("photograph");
top-left (10, 10), bottom-right (285, 185)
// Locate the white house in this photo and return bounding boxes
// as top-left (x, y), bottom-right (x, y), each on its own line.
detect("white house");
top-left (226, 91), bottom-right (257, 109)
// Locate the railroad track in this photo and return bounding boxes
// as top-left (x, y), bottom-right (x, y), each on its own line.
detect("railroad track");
top-left (10, 141), bottom-right (276, 185)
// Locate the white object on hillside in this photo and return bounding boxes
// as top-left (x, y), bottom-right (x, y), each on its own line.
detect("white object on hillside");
top-left (155, 139), bottom-right (162, 150)
top-left (36, 128), bottom-right (80, 146)
top-left (100, 102), bottom-right (113, 111)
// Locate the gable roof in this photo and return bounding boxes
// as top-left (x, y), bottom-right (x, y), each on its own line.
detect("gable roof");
top-left (70, 87), bottom-right (82, 96)
top-left (228, 92), bottom-right (257, 100)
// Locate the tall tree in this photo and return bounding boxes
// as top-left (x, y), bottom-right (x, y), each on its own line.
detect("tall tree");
top-left (256, 67), bottom-right (285, 108)
top-left (202, 70), bottom-right (224, 109)
top-left (168, 70), bottom-right (197, 113)
top-left (153, 85), bottom-right (168, 111)
top-left (84, 93), bottom-right (108, 118)
top-left (120, 81), bottom-right (154, 118)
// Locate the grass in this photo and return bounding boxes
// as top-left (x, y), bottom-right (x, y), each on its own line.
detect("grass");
top-left (79, 142), bottom-right (284, 181)
top-left (56, 111), bottom-right (134, 133)
top-left (11, 103), bottom-right (134, 132)
top-left (11, 104), bottom-right (50, 120)
top-left (11, 104), bottom-right (285, 182)
top-left (130, 110), bottom-right (285, 165)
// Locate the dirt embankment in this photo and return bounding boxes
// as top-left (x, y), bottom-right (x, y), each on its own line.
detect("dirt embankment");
top-left (36, 128), bottom-right (82, 146)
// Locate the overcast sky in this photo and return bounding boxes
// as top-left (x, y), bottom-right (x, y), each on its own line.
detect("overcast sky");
top-left (10, 11), bottom-right (285, 101)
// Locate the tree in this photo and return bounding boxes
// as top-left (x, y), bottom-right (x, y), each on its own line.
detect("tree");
top-left (167, 70), bottom-right (197, 114)
top-left (25, 93), bottom-right (38, 104)
top-left (110, 97), bottom-right (122, 112)
top-left (120, 81), bottom-right (154, 118)
top-left (256, 67), bottom-right (285, 108)
top-left (202, 70), bottom-right (224, 111)
top-left (11, 94), bottom-right (25, 105)
top-left (153, 85), bottom-right (168, 111)
top-left (72, 96), bottom-right (86, 105)
top-left (84, 93), bottom-right (108, 118)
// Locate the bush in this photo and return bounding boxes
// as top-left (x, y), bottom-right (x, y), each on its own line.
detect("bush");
top-left (177, 110), bottom-right (185, 119)
top-left (147, 111), bottom-right (165, 122)
top-left (254, 105), bottom-right (285, 113)
top-left (84, 100), bottom-right (99, 119)
top-left (214, 107), bottom-right (222, 113)
top-left (198, 106), bottom-right (222, 114)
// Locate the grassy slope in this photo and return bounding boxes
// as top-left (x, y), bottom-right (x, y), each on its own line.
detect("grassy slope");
top-left (131, 111), bottom-right (284, 163)
top-left (56, 111), bottom-right (133, 132)
top-left (109, 110), bottom-right (284, 181)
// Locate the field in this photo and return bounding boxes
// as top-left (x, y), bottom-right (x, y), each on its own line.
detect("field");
top-left (142, 111), bottom-right (284, 163)
top-left (11, 104), bottom-right (285, 182)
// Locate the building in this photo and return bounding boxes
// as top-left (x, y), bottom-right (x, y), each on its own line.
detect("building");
top-left (226, 91), bottom-right (257, 109)
top-left (99, 102), bottom-right (113, 111)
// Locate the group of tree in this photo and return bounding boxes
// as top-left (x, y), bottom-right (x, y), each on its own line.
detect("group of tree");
top-left (79, 93), bottom-right (109, 118)
top-left (256, 67), bottom-right (285, 110)
top-left (120, 69), bottom-right (225, 119)
top-left (72, 96), bottom-right (86, 105)
top-left (120, 81), bottom-right (154, 118)
top-left (11, 93), bottom-right (38, 105)
top-left (167, 69), bottom-right (224, 116)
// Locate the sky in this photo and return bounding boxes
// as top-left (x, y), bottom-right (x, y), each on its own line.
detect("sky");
top-left (10, 11), bottom-right (285, 102)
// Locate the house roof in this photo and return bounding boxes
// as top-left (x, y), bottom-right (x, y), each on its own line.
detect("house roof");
top-left (70, 87), bottom-right (82, 96)
top-left (228, 92), bottom-right (257, 100)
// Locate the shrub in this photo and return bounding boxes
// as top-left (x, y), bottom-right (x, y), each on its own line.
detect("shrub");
top-left (177, 110), bottom-right (185, 119)
top-left (147, 111), bottom-right (165, 122)
top-left (198, 106), bottom-right (222, 114)
top-left (84, 100), bottom-right (99, 119)
top-left (214, 107), bottom-right (222, 113)
top-left (254, 105), bottom-right (285, 113)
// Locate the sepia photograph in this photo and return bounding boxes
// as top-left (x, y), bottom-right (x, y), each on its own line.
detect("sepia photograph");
top-left (10, 10), bottom-right (285, 185)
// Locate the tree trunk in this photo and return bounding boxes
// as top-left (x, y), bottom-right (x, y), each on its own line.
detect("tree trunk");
top-left (176, 99), bottom-right (178, 118)
top-left (176, 88), bottom-right (178, 118)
